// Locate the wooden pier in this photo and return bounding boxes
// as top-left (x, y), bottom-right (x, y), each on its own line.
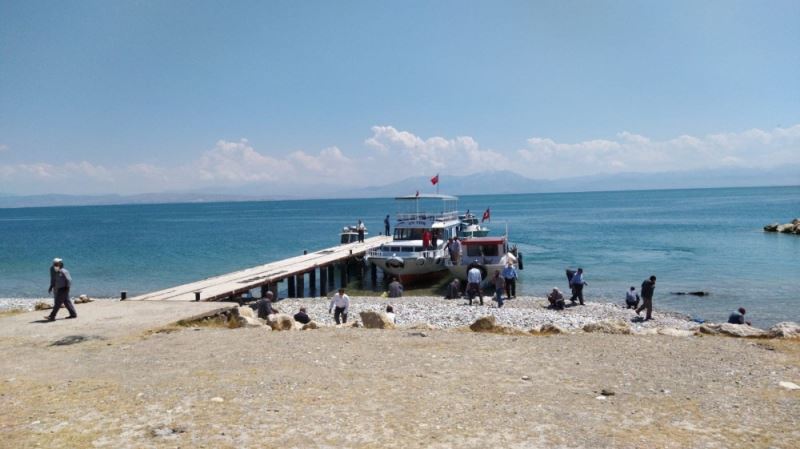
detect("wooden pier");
top-left (129, 236), bottom-right (392, 302)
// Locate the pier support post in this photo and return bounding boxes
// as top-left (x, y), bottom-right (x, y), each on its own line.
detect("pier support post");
top-left (339, 262), bottom-right (348, 288)
top-left (309, 269), bottom-right (317, 297)
top-left (270, 283), bottom-right (279, 299)
top-left (296, 273), bottom-right (305, 298)
top-left (287, 276), bottom-right (296, 298)
top-left (260, 284), bottom-right (268, 298)
top-left (328, 265), bottom-right (335, 289)
top-left (194, 291), bottom-right (201, 301)
top-left (319, 266), bottom-right (327, 297)
top-left (370, 264), bottom-right (377, 289)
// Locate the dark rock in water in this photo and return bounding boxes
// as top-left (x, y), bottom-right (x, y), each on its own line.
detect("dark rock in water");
top-left (764, 219), bottom-right (800, 234)
top-left (671, 291), bottom-right (710, 297)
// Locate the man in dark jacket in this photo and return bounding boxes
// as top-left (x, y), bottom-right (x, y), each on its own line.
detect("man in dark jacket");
top-left (46, 259), bottom-right (77, 321)
top-left (636, 275), bottom-right (657, 320)
top-left (255, 291), bottom-right (277, 320)
top-left (293, 307), bottom-right (311, 324)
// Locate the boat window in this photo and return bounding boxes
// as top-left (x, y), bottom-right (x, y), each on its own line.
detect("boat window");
top-left (466, 245), bottom-right (481, 257)
top-left (482, 245), bottom-right (499, 257)
top-left (394, 228), bottom-right (425, 241)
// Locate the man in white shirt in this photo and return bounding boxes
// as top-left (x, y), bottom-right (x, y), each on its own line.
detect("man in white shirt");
top-left (466, 263), bottom-right (484, 306)
top-left (329, 288), bottom-right (350, 324)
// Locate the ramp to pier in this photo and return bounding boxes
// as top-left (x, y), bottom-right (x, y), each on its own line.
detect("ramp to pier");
top-left (130, 236), bottom-right (391, 302)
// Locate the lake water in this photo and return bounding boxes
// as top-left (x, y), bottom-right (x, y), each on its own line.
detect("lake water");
top-left (0, 186), bottom-right (797, 327)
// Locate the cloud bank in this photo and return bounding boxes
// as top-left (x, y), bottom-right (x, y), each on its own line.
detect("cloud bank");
top-left (1, 124), bottom-right (798, 195)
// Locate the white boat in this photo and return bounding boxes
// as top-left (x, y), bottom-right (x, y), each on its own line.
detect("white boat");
top-left (339, 224), bottom-right (367, 244)
top-left (458, 213), bottom-right (490, 238)
top-left (445, 235), bottom-right (519, 281)
top-left (367, 194), bottom-right (461, 282)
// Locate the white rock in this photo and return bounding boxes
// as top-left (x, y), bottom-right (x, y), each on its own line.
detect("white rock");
top-left (778, 381), bottom-right (800, 390)
top-left (210, 397), bottom-right (225, 402)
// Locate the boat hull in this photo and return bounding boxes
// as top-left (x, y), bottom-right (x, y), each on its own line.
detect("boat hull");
top-left (368, 254), bottom-right (449, 283)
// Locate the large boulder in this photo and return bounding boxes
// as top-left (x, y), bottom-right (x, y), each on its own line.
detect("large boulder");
top-left (658, 327), bottom-right (696, 338)
top-left (302, 321), bottom-right (320, 330)
top-left (583, 320), bottom-right (632, 335)
top-left (359, 311), bottom-right (396, 329)
top-left (470, 315), bottom-right (497, 332)
top-left (768, 322), bottom-right (800, 338)
top-left (699, 323), bottom-right (769, 338)
top-left (777, 224), bottom-right (795, 233)
top-left (266, 313), bottom-right (295, 331)
top-left (763, 223), bottom-right (779, 232)
top-left (237, 306), bottom-right (255, 319)
top-left (529, 323), bottom-right (566, 335)
top-left (34, 301), bottom-right (53, 311)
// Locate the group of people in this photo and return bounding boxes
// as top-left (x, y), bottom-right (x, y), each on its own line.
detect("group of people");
top-left (255, 287), bottom-right (396, 326)
top-left (459, 261), bottom-right (519, 308)
top-left (547, 269), bottom-right (658, 320)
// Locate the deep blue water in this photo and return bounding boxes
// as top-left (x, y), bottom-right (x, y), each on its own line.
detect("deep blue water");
top-left (1, 186), bottom-right (798, 326)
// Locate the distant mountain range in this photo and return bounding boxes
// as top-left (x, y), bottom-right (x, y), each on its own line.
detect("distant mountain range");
top-left (1, 165), bottom-right (797, 208)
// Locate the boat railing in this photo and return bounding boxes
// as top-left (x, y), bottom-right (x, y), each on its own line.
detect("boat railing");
top-left (368, 247), bottom-right (449, 259)
top-left (396, 211), bottom-right (460, 222)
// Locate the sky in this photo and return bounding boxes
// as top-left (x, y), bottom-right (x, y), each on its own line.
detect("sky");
top-left (1, 0), bottom-right (798, 195)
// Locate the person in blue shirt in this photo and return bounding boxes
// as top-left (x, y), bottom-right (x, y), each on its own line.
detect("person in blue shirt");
top-left (502, 262), bottom-right (518, 299)
top-left (569, 268), bottom-right (587, 305)
top-left (466, 262), bottom-right (484, 306)
top-left (625, 286), bottom-right (640, 309)
top-left (727, 307), bottom-right (751, 326)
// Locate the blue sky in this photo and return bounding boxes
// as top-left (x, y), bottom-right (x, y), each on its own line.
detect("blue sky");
top-left (1, 0), bottom-right (798, 195)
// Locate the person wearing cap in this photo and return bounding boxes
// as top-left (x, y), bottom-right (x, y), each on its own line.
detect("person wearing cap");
top-left (625, 286), bottom-right (640, 309)
top-left (547, 287), bottom-right (565, 310)
top-left (728, 307), bottom-right (751, 326)
top-left (46, 259), bottom-right (76, 321)
top-left (636, 275), bottom-right (657, 320)
top-left (329, 288), bottom-right (350, 324)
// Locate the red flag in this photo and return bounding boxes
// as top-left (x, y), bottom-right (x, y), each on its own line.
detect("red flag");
top-left (415, 190), bottom-right (420, 197)
top-left (430, 174), bottom-right (439, 185)
top-left (482, 207), bottom-right (490, 222)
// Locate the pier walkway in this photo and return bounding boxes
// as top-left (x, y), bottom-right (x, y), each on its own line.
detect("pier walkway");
top-left (130, 236), bottom-right (391, 302)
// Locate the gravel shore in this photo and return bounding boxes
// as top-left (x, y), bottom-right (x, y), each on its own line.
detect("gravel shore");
top-left (274, 295), bottom-right (698, 331)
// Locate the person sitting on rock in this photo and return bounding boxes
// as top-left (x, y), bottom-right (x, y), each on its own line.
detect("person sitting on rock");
top-left (625, 286), bottom-right (640, 309)
top-left (728, 307), bottom-right (751, 326)
top-left (385, 305), bottom-right (396, 323)
top-left (293, 307), bottom-right (311, 325)
top-left (388, 277), bottom-right (404, 298)
top-left (547, 287), bottom-right (565, 310)
top-left (255, 291), bottom-right (277, 320)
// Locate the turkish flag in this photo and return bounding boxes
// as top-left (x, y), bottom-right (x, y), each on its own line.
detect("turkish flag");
top-left (430, 174), bottom-right (439, 185)
top-left (482, 207), bottom-right (490, 222)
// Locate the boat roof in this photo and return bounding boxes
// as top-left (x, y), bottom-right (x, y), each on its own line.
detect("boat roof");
top-left (460, 236), bottom-right (506, 245)
top-left (394, 194), bottom-right (458, 200)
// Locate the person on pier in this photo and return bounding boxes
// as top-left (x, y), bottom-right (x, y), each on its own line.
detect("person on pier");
top-left (329, 288), bottom-right (350, 324)
top-left (384, 215), bottom-right (391, 236)
top-left (357, 220), bottom-right (366, 243)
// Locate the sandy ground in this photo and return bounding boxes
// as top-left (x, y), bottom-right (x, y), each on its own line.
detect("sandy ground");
top-left (0, 304), bottom-right (798, 449)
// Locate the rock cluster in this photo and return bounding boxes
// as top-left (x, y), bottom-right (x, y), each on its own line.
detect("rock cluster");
top-left (763, 218), bottom-right (800, 234)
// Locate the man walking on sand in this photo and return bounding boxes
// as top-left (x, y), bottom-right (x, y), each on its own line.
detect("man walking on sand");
top-left (636, 275), bottom-right (657, 321)
top-left (569, 268), bottom-right (587, 305)
top-left (46, 258), bottom-right (76, 321)
top-left (329, 288), bottom-right (350, 324)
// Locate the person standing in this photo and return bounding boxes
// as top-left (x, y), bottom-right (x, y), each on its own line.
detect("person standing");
top-left (625, 286), bottom-right (640, 309)
top-left (329, 288), bottom-right (350, 324)
top-left (502, 262), bottom-right (518, 299)
top-left (636, 275), bottom-right (657, 321)
top-left (356, 220), bottom-right (366, 243)
top-left (467, 263), bottom-right (484, 306)
top-left (384, 215), bottom-right (391, 236)
top-left (422, 229), bottom-right (432, 250)
top-left (492, 270), bottom-right (506, 308)
top-left (569, 268), bottom-right (587, 305)
top-left (46, 259), bottom-right (76, 321)
top-left (388, 277), bottom-right (404, 298)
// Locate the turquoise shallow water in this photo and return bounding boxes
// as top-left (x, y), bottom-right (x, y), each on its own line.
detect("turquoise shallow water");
top-left (1, 186), bottom-right (798, 327)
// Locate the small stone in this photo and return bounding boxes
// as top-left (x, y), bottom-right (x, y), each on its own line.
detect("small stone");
top-left (600, 389), bottom-right (615, 396)
top-left (778, 381), bottom-right (800, 390)
top-left (595, 396), bottom-right (607, 400)
top-left (521, 376), bottom-right (531, 381)
top-left (210, 397), bottom-right (224, 402)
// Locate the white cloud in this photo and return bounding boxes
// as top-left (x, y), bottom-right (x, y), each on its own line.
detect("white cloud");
top-left (517, 125), bottom-right (800, 178)
top-left (365, 125), bottom-right (510, 172)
